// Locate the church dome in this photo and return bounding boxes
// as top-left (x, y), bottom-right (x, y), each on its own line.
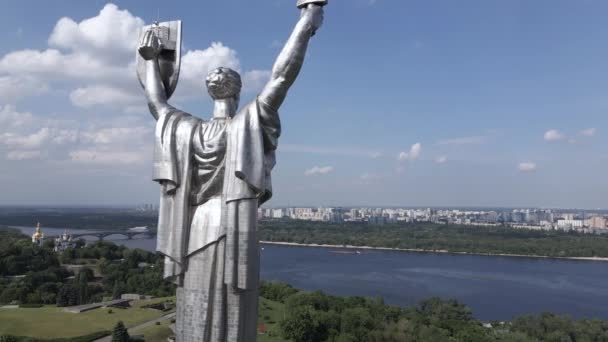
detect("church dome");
top-left (32, 222), bottom-right (44, 240)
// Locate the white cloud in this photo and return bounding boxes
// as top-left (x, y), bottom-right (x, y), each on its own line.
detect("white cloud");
top-left (6, 150), bottom-right (42, 161)
top-left (69, 149), bottom-right (145, 164)
top-left (544, 129), bottom-right (566, 142)
top-left (438, 136), bottom-right (485, 146)
top-left (0, 128), bottom-right (50, 149)
top-left (0, 4), bottom-right (141, 104)
top-left (581, 128), bottom-right (596, 137)
top-left (0, 127), bottom-right (81, 149)
top-left (0, 76), bottom-right (48, 103)
top-left (0, 3), bottom-right (270, 110)
top-left (398, 143), bottom-right (422, 161)
top-left (435, 156), bottom-right (447, 164)
top-left (81, 127), bottom-right (149, 145)
top-left (518, 162), bottom-right (537, 172)
top-left (48, 4), bottom-right (144, 62)
top-left (0, 48), bottom-right (132, 84)
top-left (0, 105), bottom-right (34, 127)
top-left (304, 166), bottom-right (334, 176)
top-left (70, 85), bottom-right (139, 108)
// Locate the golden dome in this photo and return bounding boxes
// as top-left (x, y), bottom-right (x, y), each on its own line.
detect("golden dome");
top-left (32, 222), bottom-right (44, 239)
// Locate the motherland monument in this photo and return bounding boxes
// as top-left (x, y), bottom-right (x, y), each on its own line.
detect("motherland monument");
top-left (136, 0), bottom-right (327, 341)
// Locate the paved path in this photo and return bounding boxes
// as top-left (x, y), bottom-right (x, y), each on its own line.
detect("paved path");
top-left (94, 312), bottom-right (175, 342)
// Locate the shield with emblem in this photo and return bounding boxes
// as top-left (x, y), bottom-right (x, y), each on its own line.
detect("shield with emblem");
top-left (136, 20), bottom-right (182, 100)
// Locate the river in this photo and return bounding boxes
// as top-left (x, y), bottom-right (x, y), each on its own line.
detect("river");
top-left (13, 226), bottom-right (608, 321)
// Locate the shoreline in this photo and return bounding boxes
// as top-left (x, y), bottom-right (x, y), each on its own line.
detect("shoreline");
top-left (260, 241), bottom-right (608, 262)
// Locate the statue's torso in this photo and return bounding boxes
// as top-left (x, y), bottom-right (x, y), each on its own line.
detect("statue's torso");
top-left (191, 118), bottom-right (228, 205)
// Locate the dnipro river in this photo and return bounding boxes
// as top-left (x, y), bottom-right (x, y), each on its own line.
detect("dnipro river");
top-left (14, 226), bottom-right (608, 321)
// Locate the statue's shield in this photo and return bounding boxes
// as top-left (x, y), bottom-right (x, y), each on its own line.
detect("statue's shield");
top-left (136, 20), bottom-right (182, 100)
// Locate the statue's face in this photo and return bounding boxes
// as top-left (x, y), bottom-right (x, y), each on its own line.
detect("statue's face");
top-left (206, 67), bottom-right (242, 100)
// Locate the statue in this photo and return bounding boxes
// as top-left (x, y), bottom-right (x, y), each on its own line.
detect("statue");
top-left (136, 1), bottom-right (327, 341)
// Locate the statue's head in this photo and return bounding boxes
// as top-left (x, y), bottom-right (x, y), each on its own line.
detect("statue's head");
top-left (206, 67), bottom-right (242, 104)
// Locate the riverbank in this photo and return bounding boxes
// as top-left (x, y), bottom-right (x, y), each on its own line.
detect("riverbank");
top-left (260, 240), bottom-right (608, 262)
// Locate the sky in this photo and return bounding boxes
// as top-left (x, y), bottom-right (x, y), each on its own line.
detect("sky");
top-left (0, 0), bottom-right (607, 208)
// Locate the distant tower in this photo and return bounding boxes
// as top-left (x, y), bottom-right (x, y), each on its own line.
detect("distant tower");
top-left (31, 222), bottom-right (45, 246)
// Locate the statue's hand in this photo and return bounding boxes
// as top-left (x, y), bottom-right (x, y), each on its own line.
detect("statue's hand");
top-left (138, 29), bottom-right (163, 61)
top-left (301, 4), bottom-right (324, 36)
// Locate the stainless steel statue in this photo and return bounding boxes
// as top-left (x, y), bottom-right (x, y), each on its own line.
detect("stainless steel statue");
top-left (136, 1), bottom-right (327, 341)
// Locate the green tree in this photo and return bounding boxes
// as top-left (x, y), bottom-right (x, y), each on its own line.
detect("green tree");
top-left (280, 305), bottom-right (326, 342)
top-left (340, 307), bottom-right (375, 342)
top-left (111, 321), bottom-right (130, 342)
top-left (78, 269), bottom-right (90, 304)
top-left (112, 281), bottom-right (124, 300)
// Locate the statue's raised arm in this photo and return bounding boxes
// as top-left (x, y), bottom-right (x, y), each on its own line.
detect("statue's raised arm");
top-left (136, 21), bottom-right (182, 120)
top-left (258, 1), bottom-right (326, 110)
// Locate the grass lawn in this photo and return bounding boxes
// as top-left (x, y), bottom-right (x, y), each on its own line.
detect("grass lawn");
top-left (0, 297), bottom-right (174, 338)
top-left (136, 320), bottom-right (173, 342)
top-left (0, 296), bottom-right (287, 341)
top-left (257, 297), bottom-right (289, 342)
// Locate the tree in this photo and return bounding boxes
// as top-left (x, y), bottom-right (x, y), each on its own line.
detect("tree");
top-left (78, 269), bottom-right (90, 304)
top-left (280, 305), bottom-right (326, 342)
top-left (340, 307), bottom-right (375, 342)
top-left (111, 321), bottom-right (130, 342)
top-left (112, 281), bottom-right (124, 300)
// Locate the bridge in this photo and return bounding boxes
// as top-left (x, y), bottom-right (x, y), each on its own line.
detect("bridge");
top-left (48, 230), bottom-right (156, 241)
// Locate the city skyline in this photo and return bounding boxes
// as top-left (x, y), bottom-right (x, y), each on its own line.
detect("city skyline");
top-left (0, 1), bottom-right (607, 208)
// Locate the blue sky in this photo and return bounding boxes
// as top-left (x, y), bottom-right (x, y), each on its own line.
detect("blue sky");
top-left (0, 0), bottom-right (607, 208)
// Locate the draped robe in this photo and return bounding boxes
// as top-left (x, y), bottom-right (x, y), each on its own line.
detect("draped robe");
top-left (152, 98), bottom-right (280, 341)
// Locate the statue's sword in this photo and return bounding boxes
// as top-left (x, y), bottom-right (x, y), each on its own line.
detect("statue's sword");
top-left (297, 0), bottom-right (328, 8)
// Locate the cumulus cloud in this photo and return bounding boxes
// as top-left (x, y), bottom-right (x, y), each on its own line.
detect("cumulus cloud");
top-left (70, 85), bottom-right (140, 108)
top-left (48, 4), bottom-right (144, 62)
top-left (0, 3), bottom-right (269, 108)
top-left (0, 76), bottom-right (48, 103)
top-left (518, 162), bottom-right (537, 172)
top-left (304, 166), bottom-right (334, 176)
top-left (0, 4), bottom-right (141, 103)
top-left (0, 45), bottom-right (133, 84)
top-left (398, 143), bottom-right (422, 161)
top-left (0, 102), bottom-right (153, 165)
top-left (0, 3), bottom-right (272, 170)
top-left (0, 105), bottom-right (34, 127)
top-left (544, 129), bottom-right (566, 141)
top-left (0, 127), bottom-right (81, 149)
top-left (581, 128), bottom-right (596, 137)
top-left (435, 156), bottom-right (447, 164)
